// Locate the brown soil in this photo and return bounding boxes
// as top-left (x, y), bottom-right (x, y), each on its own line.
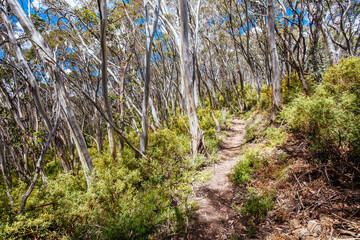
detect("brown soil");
top-left (181, 114), bottom-right (360, 240)
top-left (187, 118), bottom-right (246, 239)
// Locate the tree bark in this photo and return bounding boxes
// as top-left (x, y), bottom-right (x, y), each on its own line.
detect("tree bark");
top-left (2, 6), bottom-right (72, 173)
top-left (7, 0), bottom-right (93, 186)
top-left (321, 22), bottom-right (338, 65)
top-left (179, 0), bottom-right (205, 155)
top-left (140, 0), bottom-right (161, 153)
top-left (267, 0), bottom-right (282, 118)
top-left (97, 0), bottom-right (117, 162)
top-left (20, 106), bottom-right (60, 212)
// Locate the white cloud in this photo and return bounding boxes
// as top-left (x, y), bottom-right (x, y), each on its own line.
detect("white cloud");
top-left (15, 22), bottom-right (23, 31)
top-left (14, 22), bottom-right (24, 39)
top-left (65, 0), bottom-right (81, 9)
top-left (21, 40), bottom-right (32, 49)
top-left (32, 0), bottom-right (43, 10)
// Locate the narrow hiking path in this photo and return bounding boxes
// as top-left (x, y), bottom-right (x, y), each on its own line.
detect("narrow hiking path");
top-left (188, 118), bottom-right (246, 239)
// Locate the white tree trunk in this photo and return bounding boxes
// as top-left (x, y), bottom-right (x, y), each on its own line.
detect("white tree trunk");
top-left (179, 0), bottom-right (205, 155)
top-left (7, 0), bottom-right (93, 185)
top-left (97, 0), bottom-right (117, 162)
top-left (2, 7), bottom-right (71, 174)
top-left (140, 0), bottom-right (161, 153)
top-left (267, 0), bottom-right (282, 117)
top-left (321, 23), bottom-right (338, 65)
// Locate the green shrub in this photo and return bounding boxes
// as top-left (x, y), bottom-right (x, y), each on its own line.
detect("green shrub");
top-left (281, 57), bottom-right (360, 185)
top-left (238, 188), bottom-right (275, 235)
top-left (240, 188), bottom-right (274, 222)
top-left (0, 103), bottom-right (225, 239)
top-left (233, 188), bottom-right (274, 236)
top-left (259, 85), bottom-right (272, 110)
top-left (244, 83), bottom-right (258, 110)
top-left (322, 57), bottom-right (360, 99)
top-left (233, 150), bottom-right (263, 185)
top-left (281, 72), bottom-right (314, 104)
top-left (264, 125), bottom-right (286, 148)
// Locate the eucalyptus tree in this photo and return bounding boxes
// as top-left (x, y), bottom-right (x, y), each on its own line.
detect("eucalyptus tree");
top-left (275, 0), bottom-right (310, 92)
top-left (140, 0), bottom-right (161, 153)
top-left (267, 0), bottom-right (282, 117)
top-left (6, 0), bottom-right (94, 187)
top-left (1, 5), bottom-right (72, 174)
top-left (179, 0), bottom-right (205, 154)
top-left (97, 0), bottom-right (117, 161)
top-left (322, 0), bottom-right (360, 59)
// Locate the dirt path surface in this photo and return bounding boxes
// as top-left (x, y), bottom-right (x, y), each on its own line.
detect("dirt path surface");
top-left (188, 118), bottom-right (245, 239)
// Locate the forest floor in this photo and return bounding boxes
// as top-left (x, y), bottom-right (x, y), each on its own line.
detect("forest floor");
top-left (187, 118), bottom-right (246, 239)
top-left (183, 113), bottom-right (360, 240)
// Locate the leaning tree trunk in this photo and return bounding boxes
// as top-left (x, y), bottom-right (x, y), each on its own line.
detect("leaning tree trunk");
top-left (20, 108), bottom-right (60, 212)
top-left (0, 143), bottom-right (14, 208)
top-left (97, 0), bottom-right (116, 162)
top-left (267, 0), bottom-right (282, 119)
top-left (7, 0), bottom-right (93, 186)
top-left (2, 5), bottom-right (72, 173)
top-left (179, 0), bottom-right (205, 155)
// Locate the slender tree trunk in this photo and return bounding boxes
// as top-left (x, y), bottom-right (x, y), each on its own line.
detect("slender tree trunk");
top-left (231, 71), bottom-right (242, 111)
top-left (0, 144), bottom-right (13, 208)
top-left (2, 6), bottom-right (72, 173)
top-left (150, 96), bottom-right (161, 128)
top-left (7, 0), bottom-right (93, 186)
top-left (0, 144), bottom-right (12, 189)
top-left (140, 0), bottom-right (161, 153)
top-left (267, 0), bottom-right (282, 119)
top-left (192, 0), bottom-right (201, 108)
top-left (179, 0), bottom-right (205, 155)
top-left (321, 23), bottom-right (338, 65)
top-left (118, 62), bottom-right (129, 151)
top-left (98, 0), bottom-right (117, 162)
top-left (20, 108), bottom-right (60, 212)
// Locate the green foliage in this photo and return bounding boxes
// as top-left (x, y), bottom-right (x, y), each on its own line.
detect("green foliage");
top-left (259, 85), bottom-right (272, 111)
top-left (281, 72), bottom-right (303, 104)
top-left (233, 150), bottom-right (264, 185)
top-left (281, 72), bottom-right (316, 104)
top-left (237, 188), bottom-right (275, 235)
top-left (263, 126), bottom-right (286, 148)
top-left (240, 188), bottom-right (274, 222)
top-left (244, 83), bottom-right (258, 110)
top-left (75, 8), bottom-right (98, 24)
top-left (0, 105), bottom-right (224, 239)
top-left (245, 125), bottom-right (257, 142)
top-left (281, 57), bottom-right (360, 185)
top-left (244, 112), bottom-right (269, 142)
top-left (321, 56), bottom-right (360, 109)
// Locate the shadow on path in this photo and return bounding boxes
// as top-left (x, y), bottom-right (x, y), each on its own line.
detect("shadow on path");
top-left (187, 119), bottom-right (246, 239)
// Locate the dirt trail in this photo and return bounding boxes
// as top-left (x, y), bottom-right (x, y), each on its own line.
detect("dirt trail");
top-left (189, 118), bottom-right (245, 239)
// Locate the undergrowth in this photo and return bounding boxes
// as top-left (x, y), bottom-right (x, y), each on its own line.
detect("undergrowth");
top-left (281, 57), bottom-right (360, 186)
top-left (232, 109), bottom-right (285, 236)
top-left (0, 106), bottom-right (226, 239)
top-left (233, 56), bottom-right (360, 237)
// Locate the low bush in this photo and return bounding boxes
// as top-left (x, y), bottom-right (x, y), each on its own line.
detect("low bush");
top-left (235, 188), bottom-right (275, 236)
top-left (281, 57), bottom-right (360, 186)
top-left (233, 150), bottom-right (264, 185)
top-left (240, 188), bottom-right (274, 223)
top-left (0, 106), bottom-right (224, 239)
